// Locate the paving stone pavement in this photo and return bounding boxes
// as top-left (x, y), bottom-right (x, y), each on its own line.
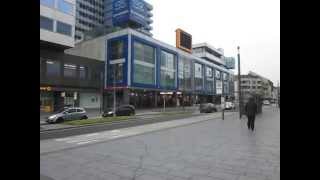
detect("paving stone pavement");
top-left (40, 106), bottom-right (280, 180)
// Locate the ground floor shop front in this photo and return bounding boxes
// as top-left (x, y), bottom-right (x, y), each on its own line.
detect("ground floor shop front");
top-left (40, 86), bottom-right (101, 113)
top-left (103, 88), bottom-right (231, 109)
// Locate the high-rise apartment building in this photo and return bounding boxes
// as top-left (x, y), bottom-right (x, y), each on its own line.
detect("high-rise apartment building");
top-left (75, 0), bottom-right (154, 42)
top-left (104, 0), bottom-right (153, 36)
top-left (75, 0), bottom-right (105, 42)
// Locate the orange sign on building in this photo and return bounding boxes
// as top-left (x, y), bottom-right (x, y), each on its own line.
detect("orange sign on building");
top-left (176, 28), bottom-right (192, 53)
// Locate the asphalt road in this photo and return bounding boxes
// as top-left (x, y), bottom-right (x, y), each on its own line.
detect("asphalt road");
top-left (40, 112), bottom-right (210, 140)
top-left (40, 106), bottom-right (279, 180)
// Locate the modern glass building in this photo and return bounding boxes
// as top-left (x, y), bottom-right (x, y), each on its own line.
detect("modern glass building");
top-left (66, 28), bottom-right (234, 109)
top-left (75, 0), bottom-right (154, 42)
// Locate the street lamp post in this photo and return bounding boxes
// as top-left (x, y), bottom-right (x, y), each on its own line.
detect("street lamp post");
top-left (100, 72), bottom-right (104, 114)
top-left (113, 66), bottom-right (117, 117)
top-left (237, 46), bottom-right (242, 119)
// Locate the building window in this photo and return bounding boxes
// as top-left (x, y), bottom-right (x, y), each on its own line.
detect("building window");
top-left (178, 56), bottom-right (192, 91)
top-left (215, 70), bottom-right (221, 79)
top-left (56, 21), bottom-right (72, 36)
top-left (160, 50), bottom-right (176, 88)
top-left (206, 67), bottom-right (213, 78)
top-left (109, 64), bottom-right (123, 82)
top-left (40, 0), bottom-right (55, 8)
top-left (223, 72), bottom-right (228, 81)
top-left (64, 63), bottom-right (77, 78)
top-left (133, 41), bottom-right (155, 85)
top-left (108, 39), bottom-right (125, 83)
top-left (206, 67), bottom-right (214, 92)
top-left (79, 66), bottom-right (86, 79)
top-left (194, 63), bottom-right (203, 91)
top-left (110, 40), bottom-right (124, 60)
top-left (57, 0), bottom-right (74, 15)
top-left (46, 60), bottom-right (60, 77)
top-left (40, 16), bottom-right (54, 31)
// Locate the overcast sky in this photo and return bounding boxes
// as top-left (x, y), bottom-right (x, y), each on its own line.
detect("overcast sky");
top-left (146, 0), bottom-right (280, 85)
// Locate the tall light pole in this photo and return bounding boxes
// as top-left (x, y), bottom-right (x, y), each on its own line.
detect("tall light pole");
top-left (100, 71), bottom-right (104, 114)
top-left (237, 46), bottom-right (242, 119)
top-left (113, 66), bottom-right (116, 117)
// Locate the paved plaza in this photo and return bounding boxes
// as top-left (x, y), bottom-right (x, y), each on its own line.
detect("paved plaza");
top-left (40, 106), bottom-right (280, 180)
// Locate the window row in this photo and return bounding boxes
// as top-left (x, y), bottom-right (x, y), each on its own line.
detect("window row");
top-left (82, 0), bottom-right (104, 9)
top-left (108, 39), bottom-right (231, 92)
top-left (79, 3), bottom-right (104, 17)
top-left (40, 16), bottom-right (73, 37)
top-left (78, 11), bottom-right (104, 24)
top-left (42, 59), bottom-right (100, 80)
top-left (78, 19), bottom-right (96, 28)
top-left (40, 0), bottom-right (74, 15)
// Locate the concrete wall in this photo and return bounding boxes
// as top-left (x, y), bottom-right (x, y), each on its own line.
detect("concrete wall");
top-left (65, 36), bottom-right (105, 61)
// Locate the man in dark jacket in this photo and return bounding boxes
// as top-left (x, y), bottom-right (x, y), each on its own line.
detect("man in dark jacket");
top-left (245, 97), bottom-right (258, 131)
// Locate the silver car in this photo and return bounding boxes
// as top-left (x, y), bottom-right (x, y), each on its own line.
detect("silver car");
top-left (46, 107), bottom-right (88, 124)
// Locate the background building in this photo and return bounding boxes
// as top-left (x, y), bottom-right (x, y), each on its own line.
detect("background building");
top-left (75, 0), bottom-right (154, 43)
top-left (74, 0), bottom-right (105, 42)
top-left (66, 28), bottom-right (234, 109)
top-left (40, 0), bottom-right (76, 48)
top-left (41, 0), bottom-right (105, 113)
top-left (234, 71), bottom-right (274, 104)
top-left (104, 0), bottom-right (153, 36)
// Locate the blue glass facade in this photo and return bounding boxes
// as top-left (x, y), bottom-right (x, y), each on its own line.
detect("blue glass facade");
top-left (105, 32), bottom-right (232, 97)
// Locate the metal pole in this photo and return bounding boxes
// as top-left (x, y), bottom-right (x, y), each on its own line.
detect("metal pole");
top-left (222, 96), bottom-right (225, 120)
top-left (100, 72), bottom-right (103, 115)
top-left (164, 95), bottom-right (166, 112)
top-left (113, 67), bottom-right (116, 117)
top-left (237, 46), bottom-right (242, 119)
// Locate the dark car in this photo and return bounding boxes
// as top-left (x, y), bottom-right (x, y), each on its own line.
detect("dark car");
top-left (199, 103), bottom-right (217, 113)
top-left (102, 105), bottom-right (135, 117)
top-left (46, 107), bottom-right (88, 123)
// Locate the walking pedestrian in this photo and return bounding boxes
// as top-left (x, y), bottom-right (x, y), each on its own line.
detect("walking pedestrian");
top-left (245, 97), bottom-right (258, 131)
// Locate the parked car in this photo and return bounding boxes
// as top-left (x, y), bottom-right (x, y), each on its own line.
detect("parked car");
top-left (46, 107), bottom-right (88, 124)
top-left (263, 100), bottom-right (270, 105)
top-left (199, 103), bottom-right (217, 113)
top-left (225, 102), bottom-right (235, 110)
top-left (102, 105), bottom-right (135, 117)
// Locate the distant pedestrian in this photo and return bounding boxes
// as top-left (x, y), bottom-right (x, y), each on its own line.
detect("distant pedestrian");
top-left (245, 97), bottom-right (258, 131)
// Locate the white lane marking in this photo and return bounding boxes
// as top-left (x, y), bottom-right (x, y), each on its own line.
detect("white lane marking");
top-left (55, 137), bottom-right (73, 142)
top-left (110, 130), bottom-right (120, 133)
top-left (76, 139), bottom-right (99, 145)
top-left (85, 133), bottom-right (99, 137)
